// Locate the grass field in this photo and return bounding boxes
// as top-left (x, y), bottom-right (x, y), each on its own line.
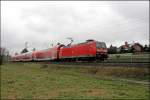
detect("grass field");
top-left (105, 53), bottom-right (150, 63)
top-left (1, 63), bottom-right (150, 99)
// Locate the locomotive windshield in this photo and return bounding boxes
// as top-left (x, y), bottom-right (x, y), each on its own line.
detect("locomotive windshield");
top-left (96, 42), bottom-right (106, 48)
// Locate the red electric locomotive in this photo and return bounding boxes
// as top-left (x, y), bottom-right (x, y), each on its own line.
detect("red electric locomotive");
top-left (59, 39), bottom-right (108, 61)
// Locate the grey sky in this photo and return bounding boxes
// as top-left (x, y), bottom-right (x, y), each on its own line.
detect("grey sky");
top-left (1, 1), bottom-right (149, 55)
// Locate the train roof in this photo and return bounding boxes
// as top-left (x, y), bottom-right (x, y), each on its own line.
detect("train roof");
top-left (62, 39), bottom-right (96, 48)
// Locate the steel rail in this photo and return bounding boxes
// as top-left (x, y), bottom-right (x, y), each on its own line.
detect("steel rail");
top-left (11, 61), bottom-right (149, 68)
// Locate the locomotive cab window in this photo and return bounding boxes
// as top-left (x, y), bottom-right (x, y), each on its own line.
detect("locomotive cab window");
top-left (96, 42), bottom-right (106, 48)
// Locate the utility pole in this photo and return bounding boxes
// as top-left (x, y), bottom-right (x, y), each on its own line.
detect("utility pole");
top-left (25, 42), bottom-right (28, 49)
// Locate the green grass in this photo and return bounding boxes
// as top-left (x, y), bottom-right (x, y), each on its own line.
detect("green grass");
top-left (1, 63), bottom-right (150, 99)
top-left (106, 53), bottom-right (150, 62)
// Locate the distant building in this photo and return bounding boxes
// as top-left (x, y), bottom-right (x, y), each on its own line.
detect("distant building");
top-left (131, 43), bottom-right (143, 52)
top-left (120, 42), bottom-right (131, 53)
top-left (108, 45), bottom-right (117, 54)
top-left (119, 41), bottom-right (143, 53)
top-left (123, 41), bottom-right (129, 50)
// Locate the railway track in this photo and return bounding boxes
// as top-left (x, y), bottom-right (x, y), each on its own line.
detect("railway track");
top-left (47, 62), bottom-right (149, 67)
top-left (10, 59), bottom-right (149, 67)
top-left (19, 61), bottom-right (149, 68)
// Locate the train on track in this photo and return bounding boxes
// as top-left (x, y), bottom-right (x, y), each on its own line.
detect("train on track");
top-left (11, 39), bottom-right (108, 62)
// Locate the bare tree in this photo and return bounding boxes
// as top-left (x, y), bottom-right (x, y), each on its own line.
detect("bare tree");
top-left (0, 47), bottom-right (5, 65)
top-left (0, 47), bottom-right (10, 64)
top-left (21, 42), bottom-right (29, 54)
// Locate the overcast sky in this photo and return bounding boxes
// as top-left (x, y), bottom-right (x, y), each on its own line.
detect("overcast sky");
top-left (1, 1), bottom-right (149, 55)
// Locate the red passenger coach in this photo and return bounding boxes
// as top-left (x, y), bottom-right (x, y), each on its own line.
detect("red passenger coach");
top-left (12, 52), bottom-right (32, 61)
top-left (33, 45), bottom-right (63, 61)
top-left (11, 55), bottom-right (21, 61)
top-left (32, 49), bottom-right (54, 61)
top-left (23, 52), bottom-right (32, 61)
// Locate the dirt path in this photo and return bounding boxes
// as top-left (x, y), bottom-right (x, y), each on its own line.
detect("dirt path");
top-left (115, 78), bottom-right (150, 85)
top-left (83, 73), bottom-right (150, 86)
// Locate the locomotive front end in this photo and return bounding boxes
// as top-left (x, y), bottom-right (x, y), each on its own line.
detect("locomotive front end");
top-left (96, 42), bottom-right (108, 59)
